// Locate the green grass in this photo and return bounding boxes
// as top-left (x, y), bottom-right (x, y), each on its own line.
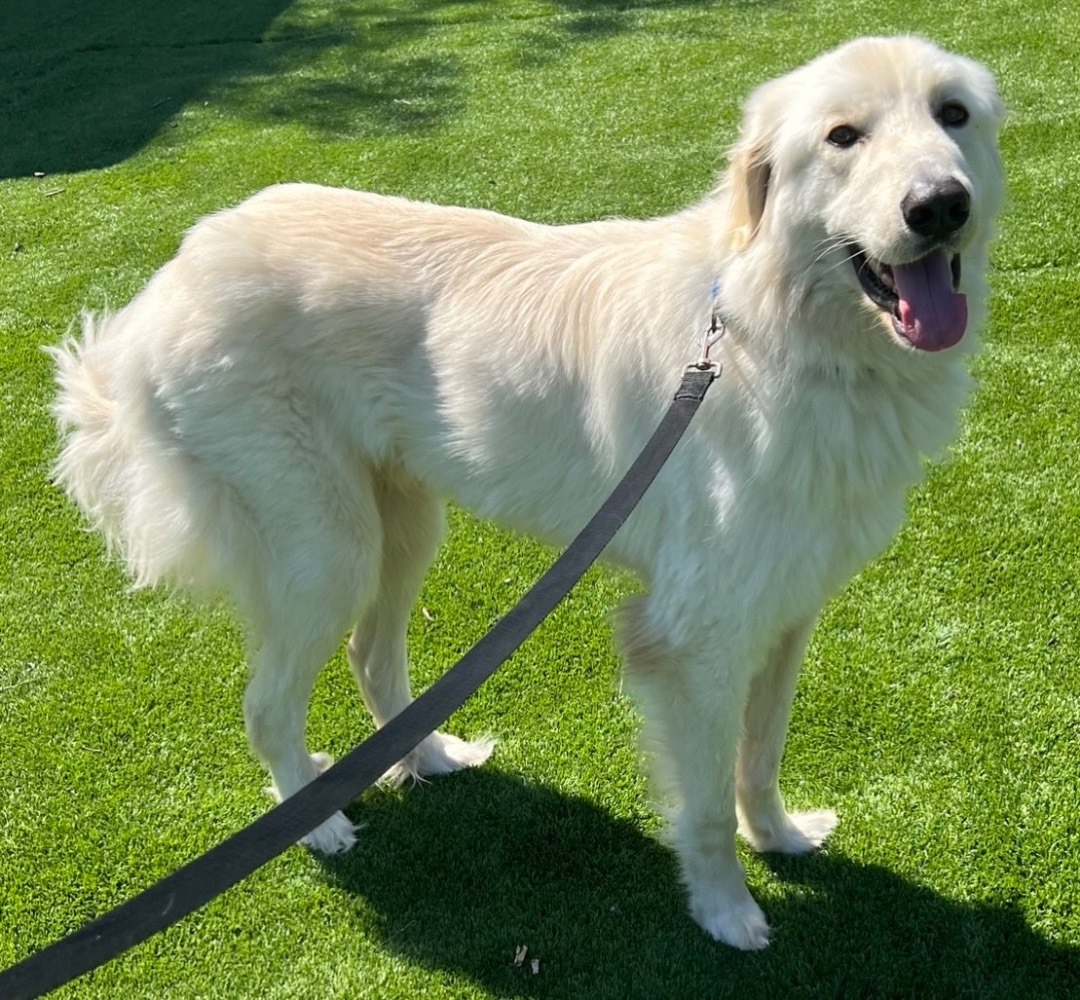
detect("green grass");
top-left (2, 1), bottom-right (1079, 997)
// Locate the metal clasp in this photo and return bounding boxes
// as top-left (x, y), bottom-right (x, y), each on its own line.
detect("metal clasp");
top-left (689, 306), bottom-right (726, 374)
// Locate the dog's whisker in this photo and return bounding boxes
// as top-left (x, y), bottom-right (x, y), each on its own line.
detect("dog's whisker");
top-left (809, 236), bottom-right (855, 268)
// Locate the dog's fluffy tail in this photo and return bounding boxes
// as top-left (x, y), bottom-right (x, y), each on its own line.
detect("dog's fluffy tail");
top-left (49, 311), bottom-right (213, 591)
top-left (50, 312), bottom-right (127, 553)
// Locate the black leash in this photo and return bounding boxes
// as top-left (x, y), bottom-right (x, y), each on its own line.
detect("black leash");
top-left (0, 362), bottom-right (718, 1000)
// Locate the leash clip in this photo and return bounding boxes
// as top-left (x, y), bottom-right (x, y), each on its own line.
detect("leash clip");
top-left (689, 299), bottom-right (726, 374)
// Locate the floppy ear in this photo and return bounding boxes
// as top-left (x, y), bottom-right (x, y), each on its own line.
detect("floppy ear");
top-left (723, 82), bottom-right (781, 251)
top-left (725, 138), bottom-right (772, 250)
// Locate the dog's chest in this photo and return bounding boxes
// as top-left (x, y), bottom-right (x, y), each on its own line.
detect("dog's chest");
top-left (731, 370), bottom-right (934, 593)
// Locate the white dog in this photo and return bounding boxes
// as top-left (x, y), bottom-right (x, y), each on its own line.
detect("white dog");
top-left (51, 36), bottom-right (1004, 949)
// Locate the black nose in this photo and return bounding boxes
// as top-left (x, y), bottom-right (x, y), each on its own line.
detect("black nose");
top-left (901, 179), bottom-right (971, 240)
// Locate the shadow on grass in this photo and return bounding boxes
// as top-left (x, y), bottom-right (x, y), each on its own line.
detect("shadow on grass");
top-left (1, 0), bottom-right (753, 180)
top-left (0, 0), bottom-right (476, 178)
top-left (323, 768), bottom-right (1079, 999)
top-left (1, 0), bottom-right (294, 178)
top-left (545, 0), bottom-right (778, 38)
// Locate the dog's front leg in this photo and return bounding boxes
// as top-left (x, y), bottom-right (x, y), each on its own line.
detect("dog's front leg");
top-left (618, 599), bottom-right (770, 950)
top-left (736, 618), bottom-right (839, 854)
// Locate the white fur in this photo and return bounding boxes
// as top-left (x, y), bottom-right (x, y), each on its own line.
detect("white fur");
top-left (50, 37), bottom-right (1003, 948)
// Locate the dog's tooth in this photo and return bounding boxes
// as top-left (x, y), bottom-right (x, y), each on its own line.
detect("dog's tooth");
top-left (867, 259), bottom-right (896, 293)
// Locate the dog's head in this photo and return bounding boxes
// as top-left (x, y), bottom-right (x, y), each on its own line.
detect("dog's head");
top-left (723, 36), bottom-right (1005, 354)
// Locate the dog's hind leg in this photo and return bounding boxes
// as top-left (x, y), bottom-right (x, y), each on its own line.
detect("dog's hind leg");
top-left (346, 473), bottom-right (494, 784)
top-left (245, 625), bottom-right (363, 854)
top-left (240, 466), bottom-right (383, 856)
top-left (735, 619), bottom-right (838, 853)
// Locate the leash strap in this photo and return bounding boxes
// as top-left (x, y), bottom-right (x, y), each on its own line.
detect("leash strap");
top-left (0, 365), bottom-right (717, 1000)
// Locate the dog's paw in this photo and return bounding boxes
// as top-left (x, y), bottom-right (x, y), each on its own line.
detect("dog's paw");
top-left (740, 808), bottom-right (838, 855)
top-left (266, 752), bottom-right (358, 855)
top-left (300, 810), bottom-right (358, 855)
top-left (785, 808), bottom-right (839, 849)
top-left (382, 731), bottom-right (495, 786)
top-left (689, 888), bottom-right (771, 951)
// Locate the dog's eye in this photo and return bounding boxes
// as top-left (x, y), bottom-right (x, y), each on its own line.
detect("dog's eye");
top-left (939, 101), bottom-right (970, 127)
top-left (826, 125), bottom-right (861, 148)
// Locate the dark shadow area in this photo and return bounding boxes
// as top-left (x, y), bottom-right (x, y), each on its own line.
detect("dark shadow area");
top-left (0, 0), bottom-right (471, 178)
top-left (549, 0), bottom-right (774, 32)
top-left (0, 1), bottom-right (298, 177)
top-left (1, 0), bottom-right (751, 179)
top-left (323, 770), bottom-right (1079, 999)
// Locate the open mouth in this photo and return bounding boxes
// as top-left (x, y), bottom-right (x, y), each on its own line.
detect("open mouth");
top-left (850, 245), bottom-right (967, 352)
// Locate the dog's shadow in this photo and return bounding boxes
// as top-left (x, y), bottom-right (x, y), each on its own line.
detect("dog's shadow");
top-left (319, 769), bottom-right (1078, 998)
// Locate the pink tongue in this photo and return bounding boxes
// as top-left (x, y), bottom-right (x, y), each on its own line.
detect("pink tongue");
top-left (893, 249), bottom-right (967, 351)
